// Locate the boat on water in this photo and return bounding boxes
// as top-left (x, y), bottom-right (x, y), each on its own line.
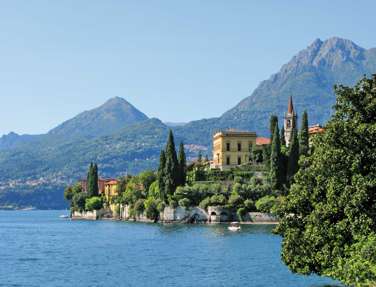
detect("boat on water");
top-left (228, 222), bottom-right (241, 232)
top-left (59, 215), bottom-right (69, 219)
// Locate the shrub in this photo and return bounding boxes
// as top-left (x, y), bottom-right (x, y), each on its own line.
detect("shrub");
top-left (168, 198), bottom-right (178, 208)
top-left (199, 197), bottom-right (211, 210)
top-left (178, 198), bottom-right (191, 208)
top-left (157, 200), bottom-right (166, 213)
top-left (72, 192), bottom-right (88, 211)
top-left (134, 199), bottom-right (145, 215)
top-left (85, 196), bottom-right (103, 211)
top-left (244, 199), bottom-right (255, 211)
top-left (237, 207), bottom-right (247, 222)
top-left (144, 197), bottom-right (159, 220)
top-left (228, 191), bottom-right (243, 208)
top-left (255, 195), bottom-right (277, 213)
top-left (210, 194), bottom-right (227, 206)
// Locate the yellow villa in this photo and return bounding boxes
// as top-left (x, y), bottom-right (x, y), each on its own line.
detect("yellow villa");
top-left (104, 179), bottom-right (119, 202)
top-left (211, 130), bottom-right (257, 170)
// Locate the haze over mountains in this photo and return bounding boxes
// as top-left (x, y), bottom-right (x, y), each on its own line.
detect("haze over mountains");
top-left (1, 37), bottom-right (375, 209)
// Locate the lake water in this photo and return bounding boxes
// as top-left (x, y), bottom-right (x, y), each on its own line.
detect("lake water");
top-left (0, 210), bottom-right (343, 287)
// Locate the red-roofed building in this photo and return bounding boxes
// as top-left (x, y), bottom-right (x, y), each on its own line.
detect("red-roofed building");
top-left (256, 137), bottom-right (271, 146)
top-left (308, 124), bottom-right (325, 135)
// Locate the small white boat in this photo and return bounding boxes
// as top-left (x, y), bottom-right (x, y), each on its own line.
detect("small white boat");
top-left (228, 222), bottom-right (241, 231)
top-left (59, 215), bottom-right (69, 219)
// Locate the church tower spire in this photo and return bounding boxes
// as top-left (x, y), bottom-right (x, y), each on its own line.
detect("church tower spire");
top-left (284, 96), bottom-right (297, 146)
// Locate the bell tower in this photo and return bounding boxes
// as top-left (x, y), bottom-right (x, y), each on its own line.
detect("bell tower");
top-left (284, 96), bottom-right (297, 147)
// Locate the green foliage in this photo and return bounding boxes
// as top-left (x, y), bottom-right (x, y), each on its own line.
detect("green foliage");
top-left (280, 125), bottom-right (286, 146)
top-left (299, 111), bottom-right (309, 156)
top-left (286, 129), bottom-right (299, 184)
top-left (277, 75), bottom-right (376, 287)
top-left (134, 199), bottom-right (145, 215)
top-left (209, 194), bottom-right (227, 206)
top-left (117, 176), bottom-right (129, 195)
top-left (237, 207), bottom-right (247, 222)
top-left (269, 125), bottom-right (283, 189)
top-left (86, 163), bottom-right (99, 197)
top-left (144, 197), bottom-right (159, 220)
top-left (244, 199), bottom-right (255, 211)
top-left (85, 196), bottom-right (102, 211)
top-left (164, 130), bottom-right (180, 198)
top-left (148, 181), bottom-right (160, 199)
top-left (177, 142), bottom-right (187, 186)
top-left (137, 170), bottom-right (157, 191)
top-left (228, 191), bottom-right (243, 209)
top-left (72, 192), bottom-right (88, 211)
top-left (64, 183), bottom-right (82, 201)
top-left (157, 150), bottom-right (166, 201)
top-left (199, 197), bottom-right (211, 210)
top-left (269, 115), bottom-right (278, 141)
top-left (178, 198), bottom-right (191, 208)
top-left (255, 195), bottom-right (277, 213)
top-left (156, 201), bottom-right (166, 213)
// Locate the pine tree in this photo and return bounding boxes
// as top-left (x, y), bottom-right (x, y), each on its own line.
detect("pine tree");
top-left (299, 110), bottom-right (309, 156)
top-left (157, 150), bottom-right (166, 202)
top-left (164, 130), bottom-right (179, 197)
top-left (280, 125), bottom-right (286, 146)
top-left (287, 128), bottom-right (299, 184)
top-left (177, 142), bottom-right (186, 187)
top-left (270, 115), bottom-right (278, 141)
top-left (269, 125), bottom-right (282, 190)
top-left (86, 162), bottom-right (98, 197)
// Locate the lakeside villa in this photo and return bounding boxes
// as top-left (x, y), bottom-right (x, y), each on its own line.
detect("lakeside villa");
top-left (74, 97), bottom-right (325, 223)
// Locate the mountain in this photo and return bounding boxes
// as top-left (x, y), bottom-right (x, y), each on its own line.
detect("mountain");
top-left (48, 97), bottom-right (148, 139)
top-left (1, 37), bottom-right (375, 209)
top-left (175, 37), bottom-right (376, 147)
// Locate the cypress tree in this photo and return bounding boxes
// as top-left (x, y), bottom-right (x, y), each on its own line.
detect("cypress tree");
top-left (280, 125), bottom-right (286, 146)
top-left (86, 162), bottom-right (98, 197)
top-left (157, 150), bottom-right (166, 202)
top-left (299, 110), bottom-right (309, 156)
top-left (197, 150), bottom-right (202, 163)
top-left (177, 142), bottom-right (187, 186)
top-left (164, 130), bottom-right (179, 197)
top-left (269, 125), bottom-right (282, 190)
top-left (287, 128), bottom-right (299, 184)
top-left (270, 115), bottom-right (278, 141)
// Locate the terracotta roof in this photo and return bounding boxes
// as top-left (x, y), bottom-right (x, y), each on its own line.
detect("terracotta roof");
top-left (105, 180), bottom-right (119, 185)
top-left (287, 96), bottom-right (294, 113)
top-left (256, 137), bottom-right (271, 145)
top-left (308, 124), bottom-right (325, 135)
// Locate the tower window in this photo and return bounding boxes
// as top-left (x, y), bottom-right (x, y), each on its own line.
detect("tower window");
top-left (238, 157), bottom-right (241, 165)
top-left (237, 142), bottom-right (241, 151)
top-left (226, 142), bottom-right (230, 151)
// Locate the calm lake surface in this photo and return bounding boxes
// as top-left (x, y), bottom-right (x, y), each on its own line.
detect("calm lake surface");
top-left (0, 210), bottom-right (343, 287)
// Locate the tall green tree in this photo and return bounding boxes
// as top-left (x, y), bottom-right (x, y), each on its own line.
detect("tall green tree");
top-left (277, 75), bottom-right (376, 286)
top-left (164, 130), bottom-right (179, 197)
top-left (86, 162), bottom-right (96, 197)
top-left (299, 110), bottom-right (309, 156)
top-left (280, 125), bottom-right (286, 146)
top-left (92, 163), bottom-right (99, 196)
top-left (177, 142), bottom-right (187, 186)
top-left (269, 125), bottom-right (282, 189)
top-left (270, 115), bottom-right (278, 141)
top-left (286, 128), bottom-right (299, 184)
top-left (157, 150), bottom-right (166, 202)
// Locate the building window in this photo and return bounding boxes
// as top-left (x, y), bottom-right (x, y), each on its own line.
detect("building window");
top-left (217, 153), bottom-right (220, 164)
top-left (237, 142), bottom-right (241, 151)
top-left (226, 142), bottom-right (230, 151)
top-left (238, 157), bottom-right (241, 165)
top-left (249, 143), bottom-right (252, 152)
top-left (226, 156), bottom-right (230, 165)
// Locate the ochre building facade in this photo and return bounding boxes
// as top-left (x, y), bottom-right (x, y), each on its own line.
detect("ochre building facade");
top-left (211, 130), bottom-right (257, 170)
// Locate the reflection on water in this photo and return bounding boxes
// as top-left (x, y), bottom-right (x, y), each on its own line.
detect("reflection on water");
top-left (0, 211), bottom-right (344, 287)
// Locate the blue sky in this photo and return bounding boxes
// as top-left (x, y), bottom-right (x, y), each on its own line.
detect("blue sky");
top-left (0, 1), bottom-right (375, 136)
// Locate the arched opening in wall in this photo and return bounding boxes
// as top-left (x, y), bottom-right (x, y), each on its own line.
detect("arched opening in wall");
top-left (210, 211), bottom-right (217, 222)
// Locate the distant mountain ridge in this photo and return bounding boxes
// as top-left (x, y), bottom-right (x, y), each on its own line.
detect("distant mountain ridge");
top-left (1, 37), bottom-right (375, 209)
top-left (48, 97), bottom-right (149, 139)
